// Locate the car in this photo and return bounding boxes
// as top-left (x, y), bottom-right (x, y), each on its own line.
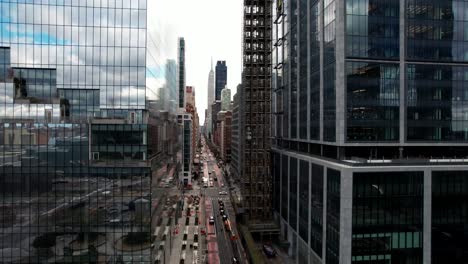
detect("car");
top-left (232, 257), bottom-right (240, 264)
top-left (209, 216), bottom-right (215, 225)
top-left (220, 209), bottom-right (225, 215)
top-left (263, 244), bottom-right (277, 258)
top-left (219, 191), bottom-right (228, 195)
top-left (222, 214), bottom-right (228, 221)
top-left (221, 183), bottom-right (225, 187)
top-left (214, 177), bottom-right (218, 181)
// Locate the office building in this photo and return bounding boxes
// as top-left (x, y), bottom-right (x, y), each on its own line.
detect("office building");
top-left (178, 113), bottom-right (192, 186)
top-left (231, 86), bottom-right (243, 181)
top-left (219, 111), bottom-right (232, 162)
top-left (178, 37), bottom-right (186, 109)
top-left (271, 0), bottom-right (468, 263)
top-left (0, 1), bottom-right (177, 262)
top-left (215, 61), bottom-right (227, 101)
top-left (240, 0), bottom-right (273, 221)
top-left (185, 86), bottom-right (200, 166)
top-left (206, 60), bottom-right (215, 137)
top-left (221, 87), bottom-right (232, 111)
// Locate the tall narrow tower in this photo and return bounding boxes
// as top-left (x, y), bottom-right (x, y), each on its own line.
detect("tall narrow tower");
top-left (207, 59), bottom-right (215, 135)
top-left (178, 37), bottom-right (186, 109)
top-left (241, 0), bottom-right (273, 221)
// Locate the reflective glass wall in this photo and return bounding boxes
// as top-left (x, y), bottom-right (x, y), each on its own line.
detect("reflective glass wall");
top-left (0, 0), bottom-right (177, 262)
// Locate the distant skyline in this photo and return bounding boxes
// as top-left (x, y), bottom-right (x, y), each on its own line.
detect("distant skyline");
top-left (150, 0), bottom-right (243, 124)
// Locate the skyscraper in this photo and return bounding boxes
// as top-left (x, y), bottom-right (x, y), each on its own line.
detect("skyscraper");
top-left (0, 1), bottom-right (177, 262)
top-left (221, 87), bottom-right (231, 111)
top-left (177, 37), bottom-right (192, 186)
top-left (240, 0), bottom-right (273, 221)
top-left (206, 59), bottom-right (215, 136)
top-left (272, 0), bottom-right (468, 263)
top-left (178, 37), bottom-right (186, 109)
top-left (215, 61), bottom-right (227, 101)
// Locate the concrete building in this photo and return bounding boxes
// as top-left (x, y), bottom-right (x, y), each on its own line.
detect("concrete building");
top-left (211, 100), bottom-right (222, 143)
top-left (231, 85), bottom-right (243, 181)
top-left (178, 37), bottom-right (186, 109)
top-left (206, 60), bottom-right (215, 137)
top-left (221, 88), bottom-right (231, 111)
top-left (178, 113), bottom-right (192, 186)
top-left (215, 61), bottom-right (227, 101)
top-left (271, 0), bottom-right (468, 263)
top-left (240, 0), bottom-right (273, 221)
top-left (219, 111), bottom-right (232, 162)
top-left (185, 86), bottom-right (200, 167)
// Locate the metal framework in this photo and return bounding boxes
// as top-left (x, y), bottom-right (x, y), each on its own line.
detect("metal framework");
top-left (241, 0), bottom-right (273, 221)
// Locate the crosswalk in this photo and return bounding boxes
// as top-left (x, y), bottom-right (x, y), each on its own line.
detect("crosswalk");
top-left (205, 197), bottom-right (230, 202)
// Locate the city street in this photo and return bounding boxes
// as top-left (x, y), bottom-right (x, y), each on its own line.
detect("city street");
top-left (200, 138), bottom-right (246, 264)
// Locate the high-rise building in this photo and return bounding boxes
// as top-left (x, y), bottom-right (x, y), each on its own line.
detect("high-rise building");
top-left (272, 0), bottom-right (468, 263)
top-left (206, 59), bottom-right (215, 137)
top-left (178, 37), bottom-right (186, 109)
top-left (240, 0), bottom-right (273, 221)
top-left (219, 111), bottom-right (232, 162)
top-left (211, 100), bottom-right (222, 144)
top-left (0, 1), bottom-right (178, 262)
top-left (177, 37), bottom-right (193, 187)
top-left (185, 86), bottom-right (199, 168)
top-left (178, 113), bottom-right (192, 186)
top-left (221, 87), bottom-right (232, 111)
top-left (231, 85), bottom-right (243, 181)
top-left (215, 61), bottom-right (227, 101)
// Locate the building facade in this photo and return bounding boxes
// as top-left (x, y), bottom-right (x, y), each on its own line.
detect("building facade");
top-left (231, 86), bottom-right (243, 181)
top-left (0, 1), bottom-right (178, 262)
top-left (219, 111), bottom-right (232, 162)
top-left (178, 113), bottom-right (192, 186)
top-left (241, 0), bottom-right (273, 220)
top-left (215, 60), bottom-right (227, 101)
top-left (178, 37), bottom-right (186, 109)
top-left (221, 87), bottom-right (232, 111)
top-left (206, 60), bottom-right (215, 137)
top-left (185, 85), bottom-right (200, 169)
top-left (272, 0), bottom-right (468, 263)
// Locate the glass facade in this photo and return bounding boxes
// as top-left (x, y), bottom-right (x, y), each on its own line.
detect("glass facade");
top-left (290, 0), bottom-right (298, 138)
top-left (432, 171), bottom-right (468, 264)
top-left (326, 168), bottom-right (340, 264)
top-left (407, 0), bottom-right (468, 62)
top-left (346, 0), bottom-right (399, 60)
top-left (323, 0), bottom-right (336, 142)
top-left (347, 62), bottom-right (400, 141)
top-left (289, 157), bottom-right (298, 231)
top-left (215, 61), bottom-right (227, 101)
top-left (0, 1), bottom-right (178, 263)
top-left (298, 160), bottom-right (309, 243)
top-left (298, 0), bottom-right (307, 140)
top-left (310, 163), bottom-right (324, 257)
top-left (352, 172), bottom-right (424, 264)
top-left (281, 154), bottom-right (289, 221)
top-left (272, 152), bottom-right (281, 213)
top-left (310, 0), bottom-right (320, 141)
top-left (407, 64), bottom-right (468, 141)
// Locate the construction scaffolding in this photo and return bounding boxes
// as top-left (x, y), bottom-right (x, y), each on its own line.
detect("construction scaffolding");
top-left (241, 0), bottom-right (273, 221)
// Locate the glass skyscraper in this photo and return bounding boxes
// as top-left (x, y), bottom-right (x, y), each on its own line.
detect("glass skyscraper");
top-left (0, 1), bottom-right (177, 263)
top-left (215, 60), bottom-right (227, 101)
top-left (272, 0), bottom-right (468, 263)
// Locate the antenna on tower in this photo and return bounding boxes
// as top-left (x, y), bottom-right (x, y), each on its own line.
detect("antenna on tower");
top-left (211, 57), bottom-right (214, 71)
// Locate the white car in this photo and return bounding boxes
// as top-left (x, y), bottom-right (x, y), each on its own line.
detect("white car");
top-left (209, 216), bottom-right (215, 225)
top-left (219, 191), bottom-right (228, 195)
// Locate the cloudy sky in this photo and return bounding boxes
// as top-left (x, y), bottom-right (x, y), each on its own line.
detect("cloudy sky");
top-left (151, 0), bottom-right (243, 124)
